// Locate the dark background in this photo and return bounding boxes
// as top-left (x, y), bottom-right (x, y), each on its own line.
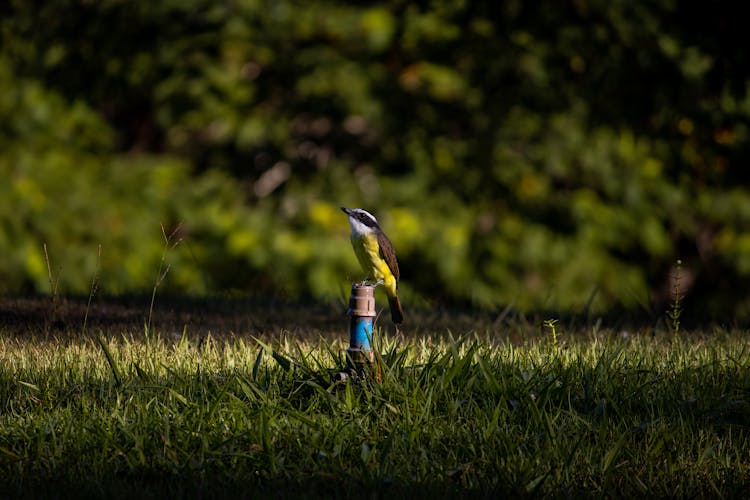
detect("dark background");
top-left (2, 1), bottom-right (749, 321)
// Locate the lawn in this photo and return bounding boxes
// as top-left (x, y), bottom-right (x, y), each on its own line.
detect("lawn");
top-left (0, 297), bottom-right (749, 498)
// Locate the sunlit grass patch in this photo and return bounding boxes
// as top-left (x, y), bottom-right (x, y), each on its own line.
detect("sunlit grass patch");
top-left (1, 328), bottom-right (749, 498)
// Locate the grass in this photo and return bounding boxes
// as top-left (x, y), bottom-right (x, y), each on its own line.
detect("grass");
top-left (0, 299), bottom-right (749, 498)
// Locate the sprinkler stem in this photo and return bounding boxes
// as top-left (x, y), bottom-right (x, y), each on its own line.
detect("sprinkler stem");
top-left (336, 283), bottom-right (379, 381)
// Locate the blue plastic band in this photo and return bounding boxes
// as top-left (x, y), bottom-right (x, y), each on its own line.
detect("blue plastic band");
top-left (349, 316), bottom-right (374, 351)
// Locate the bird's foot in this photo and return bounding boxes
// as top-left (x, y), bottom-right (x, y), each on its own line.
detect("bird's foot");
top-left (356, 278), bottom-right (384, 288)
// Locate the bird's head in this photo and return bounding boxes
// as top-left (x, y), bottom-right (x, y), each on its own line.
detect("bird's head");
top-left (341, 207), bottom-right (380, 234)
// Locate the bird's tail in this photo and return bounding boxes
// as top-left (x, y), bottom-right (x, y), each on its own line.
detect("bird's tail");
top-left (388, 294), bottom-right (404, 324)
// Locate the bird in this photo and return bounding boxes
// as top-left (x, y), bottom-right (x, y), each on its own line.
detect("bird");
top-left (341, 207), bottom-right (404, 324)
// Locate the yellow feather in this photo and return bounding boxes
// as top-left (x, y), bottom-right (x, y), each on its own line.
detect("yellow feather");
top-left (351, 233), bottom-right (398, 298)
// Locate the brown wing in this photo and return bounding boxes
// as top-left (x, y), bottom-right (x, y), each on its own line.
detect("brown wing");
top-left (377, 231), bottom-right (400, 283)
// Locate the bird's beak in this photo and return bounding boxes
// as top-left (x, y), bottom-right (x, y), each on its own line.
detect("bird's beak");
top-left (341, 207), bottom-right (351, 215)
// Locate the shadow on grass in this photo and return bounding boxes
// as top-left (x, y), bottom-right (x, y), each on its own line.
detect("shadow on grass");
top-left (4, 475), bottom-right (519, 500)
top-left (0, 293), bottom-right (739, 344)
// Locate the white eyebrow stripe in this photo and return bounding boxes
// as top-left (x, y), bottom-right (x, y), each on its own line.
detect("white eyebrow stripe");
top-left (354, 208), bottom-right (378, 224)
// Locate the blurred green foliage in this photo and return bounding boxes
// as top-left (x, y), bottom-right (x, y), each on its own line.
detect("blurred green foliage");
top-left (1, 1), bottom-right (749, 318)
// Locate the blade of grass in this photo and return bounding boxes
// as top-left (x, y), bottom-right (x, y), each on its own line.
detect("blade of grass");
top-left (97, 334), bottom-right (122, 386)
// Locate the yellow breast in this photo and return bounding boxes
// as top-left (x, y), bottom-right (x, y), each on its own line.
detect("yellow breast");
top-left (351, 233), bottom-right (398, 296)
